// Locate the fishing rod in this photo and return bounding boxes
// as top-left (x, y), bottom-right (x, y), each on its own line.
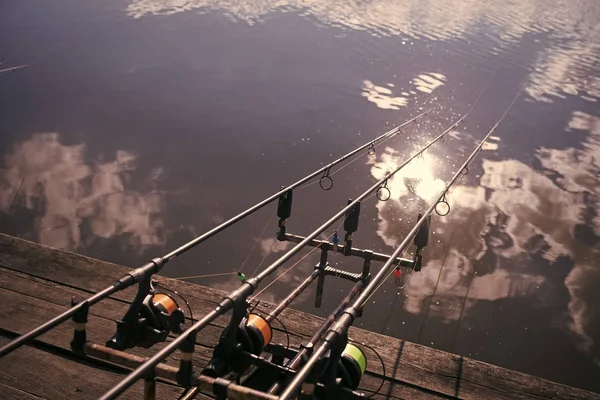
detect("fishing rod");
top-left (0, 64), bottom-right (27, 74)
top-left (278, 91), bottom-right (522, 400)
top-left (0, 110), bottom-right (429, 359)
top-left (97, 111), bottom-right (468, 400)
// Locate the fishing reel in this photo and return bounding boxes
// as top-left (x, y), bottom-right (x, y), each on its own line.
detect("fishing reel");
top-left (315, 342), bottom-right (367, 393)
top-left (327, 343), bottom-right (367, 390)
top-left (204, 312), bottom-right (273, 377)
top-left (238, 313), bottom-right (272, 358)
top-left (107, 279), bottom-right (185, 350)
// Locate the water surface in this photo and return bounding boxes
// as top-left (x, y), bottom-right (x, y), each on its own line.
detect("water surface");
top-left (1, 0), bottom-right (599, 392)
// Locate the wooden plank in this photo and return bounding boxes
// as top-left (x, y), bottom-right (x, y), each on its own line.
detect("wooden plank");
top-left (0, 233), bottom-right (598, 400)
top-left (459, 356), bottom-right (598, 400)
top-left (0, 381), bottom-right (47, 400)
top-left (358, 374), bottom-right (450, 400)
top-left (0, 336), bottom-right (184, 400)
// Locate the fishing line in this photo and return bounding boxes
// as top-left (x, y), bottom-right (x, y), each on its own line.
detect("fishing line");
top-left (416, 232), bottom-right (455, 345)
top-left (152, 281), bottom-right (194, 328)
top-left (177, 212), bottom-right (277, 280)
top-left (250, 237), bottom-right (277, 278)
top-left (251, 135), bottom-right (455, 321)
top-left (451, 269), bottom-right (476, 353)
top-left (174, 271), bottom-right (238, 280)
top-left (380, 287), bottom-right (402, 336)
top-left (362, 264), bottom-right (409, 308)
top-left (466, 67), bottom-right (499, 115)
top-left (4, 177), bottom-right (25, 215)
top-left (380, 262), bottom-right (419, 335)
top-left (18, 179), bottom-right (46, 238)
top-left (249, 230), bottom-right (336, 303)
top-left (239, 211), bottom-right (276, 273)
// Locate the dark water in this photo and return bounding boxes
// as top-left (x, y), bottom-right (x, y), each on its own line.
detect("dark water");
top-left (1, 0), bottom-right (600, 393)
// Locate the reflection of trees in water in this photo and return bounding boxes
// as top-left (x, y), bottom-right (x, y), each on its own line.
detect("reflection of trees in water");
top-left (0, 132), bottom-right (165, 252)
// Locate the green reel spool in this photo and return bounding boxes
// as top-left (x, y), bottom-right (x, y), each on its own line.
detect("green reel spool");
top-left (340, 343), bottom-right (367, 390)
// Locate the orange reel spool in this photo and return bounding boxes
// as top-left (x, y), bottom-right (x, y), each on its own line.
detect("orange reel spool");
top-left (148, 293), bottom-right (185, 334)
top-left (244, 313), bottom-right (272, 354)
top-left (151, 293), bottom-right (179, 315)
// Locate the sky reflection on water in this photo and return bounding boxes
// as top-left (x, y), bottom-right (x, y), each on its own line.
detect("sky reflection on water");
top-left (1, 0), bottom-right (600, 392)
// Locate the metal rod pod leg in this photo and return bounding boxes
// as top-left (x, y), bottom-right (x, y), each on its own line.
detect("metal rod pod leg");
top-left (144, 377), bottom-right (156, 400)
top-left (84, 343), bottom-right (278, 400)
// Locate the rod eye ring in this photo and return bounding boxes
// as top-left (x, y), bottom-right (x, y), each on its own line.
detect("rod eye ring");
top-left (376, 186), bottom-right (391, 201)
top-left (461, 167), bottom-right (469, 176)
top-left (367, 143), bottom-right (376, 155)
top-left (319, 176), bottom-right (334, 191)
top-left (435, 199), bottom-right (450, 216)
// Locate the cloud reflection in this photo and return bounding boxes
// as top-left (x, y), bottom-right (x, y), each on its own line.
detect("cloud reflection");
top-left (0, 133), bottom-right (165, 251)
top-left (371, 110), bottom-right (600, 363)
top-left (361, 80), bottom-right (407, 110)
top-left (126, 0), bottom-right (600, 104)
top-left (362, 73), bottom-right (445, 110)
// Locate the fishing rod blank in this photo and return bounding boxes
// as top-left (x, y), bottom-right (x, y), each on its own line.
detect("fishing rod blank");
top-left (278, 91), bottom-right (522, 400)
top-left (0, 110), bottom-right (429, 359)
top-left (0, 64), bottom-right (27, 74)
top-left (97, 112), bottom-right (468, 400)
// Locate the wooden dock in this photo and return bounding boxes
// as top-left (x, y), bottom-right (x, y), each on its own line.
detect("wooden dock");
top-left (0, 233), bottom-right (598, 400)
